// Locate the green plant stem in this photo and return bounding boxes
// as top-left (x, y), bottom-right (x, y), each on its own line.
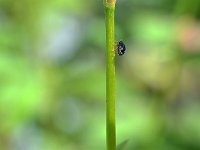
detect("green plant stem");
top-left (104, 2), bottom-right (116, 150)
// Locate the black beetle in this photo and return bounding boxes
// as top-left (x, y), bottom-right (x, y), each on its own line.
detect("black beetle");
top-left (116, 41), bottom-right (126, 56)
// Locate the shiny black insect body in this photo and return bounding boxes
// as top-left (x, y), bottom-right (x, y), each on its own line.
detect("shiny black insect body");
top-left (116, 41), bottom-right (126, 56)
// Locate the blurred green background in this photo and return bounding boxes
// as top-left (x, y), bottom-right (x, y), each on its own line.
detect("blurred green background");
top-left (1, 0), bottom-right (200, 150)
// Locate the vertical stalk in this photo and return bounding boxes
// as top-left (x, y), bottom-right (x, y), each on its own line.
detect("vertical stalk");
top-left (104, 1), bottom-right (116, 150)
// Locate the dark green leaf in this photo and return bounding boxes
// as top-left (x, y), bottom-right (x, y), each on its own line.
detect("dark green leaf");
top-left (117, 139), bottom-right (129, 150)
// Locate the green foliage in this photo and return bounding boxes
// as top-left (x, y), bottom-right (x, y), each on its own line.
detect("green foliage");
top-left (117, 140), bottom-right (129, 150)
top-left (1, 0), bottom-right (200, 150)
